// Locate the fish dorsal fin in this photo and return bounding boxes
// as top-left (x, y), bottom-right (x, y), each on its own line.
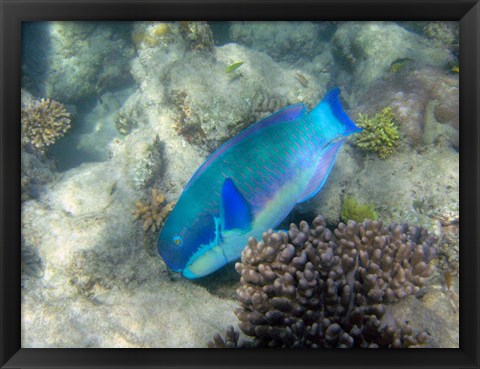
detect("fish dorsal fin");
top-left (184, 103), bottom-right (307, 191)
top-left (221, 178), bottom-right (253, 231)
top-left (297, 140), bottom-right (345, 204)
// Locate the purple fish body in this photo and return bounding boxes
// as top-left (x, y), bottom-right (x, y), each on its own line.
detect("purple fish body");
top-left (158, 88), bottom-right (361, 278)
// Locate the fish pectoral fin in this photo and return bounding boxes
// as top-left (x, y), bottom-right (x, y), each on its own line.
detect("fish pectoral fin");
top-left (297, 140), bottom-right (345, 204)
top-left (221, 178), bottom-right (253, 231)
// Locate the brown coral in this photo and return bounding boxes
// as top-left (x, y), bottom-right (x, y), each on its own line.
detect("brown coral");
top-left (133, 189), bottom-right (174, 233)
top-left (178, 21), bottom-right (214, 51)
top-left (21, 98), bottom-right (71, 152)
top-left (210, 215), bottom-right (437, 348)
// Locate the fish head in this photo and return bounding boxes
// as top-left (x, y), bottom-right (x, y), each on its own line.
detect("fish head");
top-left (157, 208), bottom-right (226, 279)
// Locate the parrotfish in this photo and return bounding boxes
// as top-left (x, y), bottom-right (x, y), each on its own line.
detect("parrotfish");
top-left (158, 88), bottom-right (361, 279)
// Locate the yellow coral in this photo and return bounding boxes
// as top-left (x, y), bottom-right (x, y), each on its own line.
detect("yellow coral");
top-left (151, 23), bottom-right (170, 37)
top-left (21, 98), bottom-right (71, 153)
top-left (132, 23), bottom-right (172, 49)
top-left (133, 189), bottom-right (175, 233)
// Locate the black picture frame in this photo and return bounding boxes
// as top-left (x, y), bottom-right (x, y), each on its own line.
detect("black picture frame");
top-left (1, 0), bottom-right (479, 368)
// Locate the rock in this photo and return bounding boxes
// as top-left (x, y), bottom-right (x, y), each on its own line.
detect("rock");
top-left (22, 22), bottom-right (134, 103)
top-left (331, 22), bottom-right (453, 96)
top-left (229, 21), bottom-right (332, 64)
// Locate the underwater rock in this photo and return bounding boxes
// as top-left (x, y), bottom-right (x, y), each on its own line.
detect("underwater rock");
top-left (22, 22), bottom-right (134, 103)
top-left (129, 36), bottom-right (323, 153)
top-left (21, 149), bottom-right (57, 202)
top-left (21, 157), bottom-right (239, 347)
top-left (423, 21), bottom-right (459, 56)
top-left (178, 21), bottom-right (214, 51)
top-left (229, 21), bottom-right (331, 64)
top-left (351, 67), bottom-right (458, 148)
top-left (331, 22), bottom-right (453, 96)
top-left (211, 215), bottom-right (442, 348)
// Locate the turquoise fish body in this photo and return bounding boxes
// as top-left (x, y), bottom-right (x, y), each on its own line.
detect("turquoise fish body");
top-left (158, 88), bottom-right (361, 278)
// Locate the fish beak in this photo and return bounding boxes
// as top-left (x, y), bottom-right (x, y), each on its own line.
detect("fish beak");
top-left (182, 245), bottom-right (227, 279)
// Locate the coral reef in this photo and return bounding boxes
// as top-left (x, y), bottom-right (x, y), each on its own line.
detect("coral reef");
top-left (21, 98), bottom-right (72, 153)
top-left (132, 22), bottom-right (174, 49)
top-left (210, 216), bottom-right (437, 348)
top-left (131, 135), bottom-right (164, 189)
top-left (354, 107), bottom-right (399, 159)
top-left (423, 22), bottom-right (459, 55)
top-left (21, 149), bottom-right (56, 202)
top-left (170, 90), bottom-right (208, 147)
top-left (252, 91), bottom-right (290, 119)
top-left (389, 57), bottom-right (414, 74)
top-left (133, 188), bottom-right (174, 233)
top-left (331, 22), bottom-right (452, 96)
top-left (229, 21), bottom-right (330, 63)
top-left (341, 196), bottom-right (378, 222)
top-left (22, 22), bottom-right (134, 102)
top-left (179, 21), bottom-right (214, 51)
top-left (114, 110), bottom-right (138, 135)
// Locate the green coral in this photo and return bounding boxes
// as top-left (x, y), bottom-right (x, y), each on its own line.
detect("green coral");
top-left (341, 196), bottom-right (378, 222)
top-left (354, 107), bottom-right (399, 159)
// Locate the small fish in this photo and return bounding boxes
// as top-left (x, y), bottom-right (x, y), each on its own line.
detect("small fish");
top-left (225, 61), bottom-right (244, 74)
top-left (158, 88), bottom-right (361, 278)
top-left (295, 72), bottom-right (309, 87)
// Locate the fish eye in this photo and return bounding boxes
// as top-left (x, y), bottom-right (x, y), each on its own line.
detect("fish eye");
top-left (172, 236), bottom-right (183, 247)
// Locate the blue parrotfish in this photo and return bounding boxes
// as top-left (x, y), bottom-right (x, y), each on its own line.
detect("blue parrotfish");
top-left (158, 88), bottom-right (361, 279)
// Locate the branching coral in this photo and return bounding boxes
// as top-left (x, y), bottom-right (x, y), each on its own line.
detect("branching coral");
top-left (209, 215), bottom-right (437, 348)
top-left (133, 189), bottom-right (174, 233)
top-left (354, 107), bottom-right (399, 159)
top-left (21, 98), bottom-right (71, 152)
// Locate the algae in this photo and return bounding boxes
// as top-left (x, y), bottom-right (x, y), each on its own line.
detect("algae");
top-left (341, 196), bottom-right (378, 222)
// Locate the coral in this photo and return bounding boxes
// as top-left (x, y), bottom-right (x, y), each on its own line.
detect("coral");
top-left (170, 90), bottom-right (208, 146)
top-left (132, 22), bottom-right (173, 48)
top-left (341, 196), bottom-right (378, 223)
top-left (252, 90), bottom-right (290, 120)
top-left (21, 98), bottom-right (72, 153)
top-left (354, 107), bottom-right (399, 159)
top-left (21, 149), bottom-right (56, 201)
top-left (22, 22), bottom-right (134, 103)
top-left (208, 326), bottom-right (242, 348)
top-left (133, 189), bottom-right (174, 233)
top-left (179, 21), bottom-right (214, 51)
top-left (131, 135), bottom-right (164, 189)
top-left (389, 57), bottom-right (414, 74)
top-left (210, 215), bottom-right (437, 348)
top-left (423, 22), bottom-right (459, 54)
top-left (114, 111), bottom-right (137, 135)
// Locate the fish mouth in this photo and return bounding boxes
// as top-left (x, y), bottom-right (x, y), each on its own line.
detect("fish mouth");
top-left (182, 243), bottom-right (228, 279)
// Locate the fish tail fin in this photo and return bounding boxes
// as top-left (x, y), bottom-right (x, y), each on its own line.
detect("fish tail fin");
top-left (308, 87), bottom-right (362, 141)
